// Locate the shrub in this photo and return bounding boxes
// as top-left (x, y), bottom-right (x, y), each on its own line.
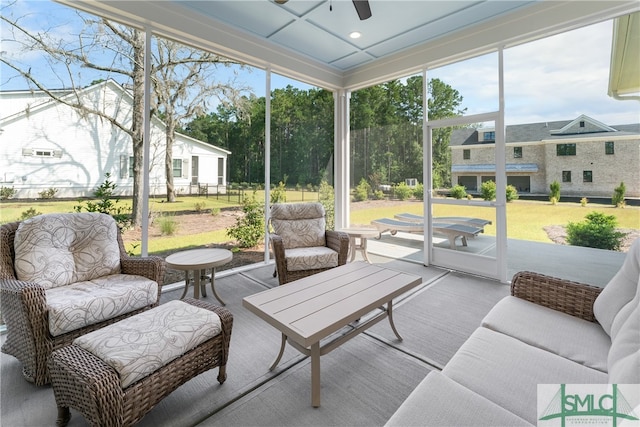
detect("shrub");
top-left (505, 185), bottom-right (519, 202)
top-left (157, 214), bottom-right (178, 235)
top-left (227, 191), bottom-right (265, 248)
top-left (0, 186), bottom-right (17, 200)
top-left (394, 182), bottom-right (413, 201)
top-left (480, 180), bottom-right (496, 201)
top-left (566, 211), bottom-right (627, 251)
top-left (549, 180), bottom-right (560, 203)
top-left (318, 180), bottom-right (335, 230)
top-left (450, 185), bottom-right (467, 199)
top-left (38, 187), bottom-right (58, 199)
top-left (550, 196), bottom-right (558, 206)
top-left (413, 183), bottom-right (424, 200)
top-left (612, 182), bottom-right (626, 207)
top-left (353, 178), bottom-right (371, 202)
top-left (194, 201), bottom-right (206, 213)
top-left (270, 181), bottom-right (287, 204)
top-left (210, 207), bottom-right (220, 216)
top-left (373, 190), bottom-right (385, 200)
top-left (20, 207), bottom-right (42, 220)
top-left (580, 197), bottom-right (588, 207)
top-left (74, 173), bottom-right (131, 230)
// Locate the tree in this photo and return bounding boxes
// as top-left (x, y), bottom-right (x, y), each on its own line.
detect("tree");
top-left (1, 4), bottom-right (249, 221)
top-left (151, 40), bottom-right (249, 201)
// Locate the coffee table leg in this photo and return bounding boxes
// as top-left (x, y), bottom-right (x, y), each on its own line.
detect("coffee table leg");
top-left (180, 271), bottom-right (190, 299)
top-left (387, 300), bottom-right (403, 341)
top-left (269, 333), bottom-right (287, 371)
top-left (311, 342), bottom-right (321, 408)
top-left (210, 267), bottom-right (226, 306)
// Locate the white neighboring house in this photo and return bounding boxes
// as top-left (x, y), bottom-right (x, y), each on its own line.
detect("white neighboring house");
top-left (0, 80), bottom-right (230, 199)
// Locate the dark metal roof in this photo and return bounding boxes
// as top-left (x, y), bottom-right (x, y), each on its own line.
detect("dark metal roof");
top-left (450, 116), bottom-right (640, 147)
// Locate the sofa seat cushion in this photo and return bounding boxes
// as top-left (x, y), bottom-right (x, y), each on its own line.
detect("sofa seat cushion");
top-left (46, 274), bottom-right (159, 336)
top-left (385, 371), bottom-right (532, 427)
top-left (74, 300), bottom-right (221, 388)
top-left (285, 246), bottom-right (338, 271)
top-left (481, 296), bottom-right (610, 372)
top-left (14, 213), bottom-right (121, 289)
top-left (442, 327), bottom-right (607, 425)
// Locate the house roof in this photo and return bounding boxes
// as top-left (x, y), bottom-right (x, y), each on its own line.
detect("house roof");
top-left (450, 114), bottom-right (640, 146)
top-left (57, 1), bottom-right (640, 91)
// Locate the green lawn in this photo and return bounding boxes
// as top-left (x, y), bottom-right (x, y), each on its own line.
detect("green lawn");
top-left (350, 200), bottom-right (639, 243)
top-left (2, 196), bottom-right (637, 255)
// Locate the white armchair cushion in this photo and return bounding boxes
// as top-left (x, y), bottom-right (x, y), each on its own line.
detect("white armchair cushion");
top-left (271, 203), bottom-right (326, 249)
top-left (46, 274), bottom-right (159, 336)
top-left (594, 238), bottom-right (640, 336)
top-left (14, 213), bottom-right (121, 289)
top-left (74, 300), bottom-right (221, 388)
top-left (285, 247), bottom-right (338, 271)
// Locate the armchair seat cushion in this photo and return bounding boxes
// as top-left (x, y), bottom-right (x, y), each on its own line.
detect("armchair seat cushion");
top-left (285, 246), bottom-right (338, 271)
top-left (46, 274), bottom-right (159, 337)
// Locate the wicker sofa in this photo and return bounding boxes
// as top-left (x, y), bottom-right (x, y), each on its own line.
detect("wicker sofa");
top-left (270, 202), bottom-right (349, 285)
top-left (0, 213), bottom-right (165, 385)
top-left (387, 238), bottom-right (640, 426)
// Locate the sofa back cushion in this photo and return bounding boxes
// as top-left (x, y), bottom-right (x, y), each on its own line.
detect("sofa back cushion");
top-left (607, 302), bottom-right (639, 384)
top-left (593, 238), bottom-right (640, 336)
top-left (14, 213), bottom-right (121, 289)
top-left (271, 202), bottom-right (326, 249)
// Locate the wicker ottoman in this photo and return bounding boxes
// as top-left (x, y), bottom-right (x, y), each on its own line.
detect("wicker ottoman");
top-left (48, 298), bottom-right (233, 427)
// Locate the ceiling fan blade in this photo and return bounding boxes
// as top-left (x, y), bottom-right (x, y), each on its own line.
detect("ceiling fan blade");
top-left (352, 0), bottom-right (372, 20)
top-left (274, 0), bottom-right (288, 4)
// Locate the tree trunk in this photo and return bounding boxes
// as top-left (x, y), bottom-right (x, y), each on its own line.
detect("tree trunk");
top-left (165, 113), bottom-right (176, 202)
top-left (130, 30), bottom-right (146, 227)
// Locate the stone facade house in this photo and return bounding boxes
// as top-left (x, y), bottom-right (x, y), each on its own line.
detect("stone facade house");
top-left (450, 115), bottom-right (640, 198)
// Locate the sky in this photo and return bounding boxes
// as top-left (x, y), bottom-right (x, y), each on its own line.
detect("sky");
top-left (2, 0), bottom-right (638, 127)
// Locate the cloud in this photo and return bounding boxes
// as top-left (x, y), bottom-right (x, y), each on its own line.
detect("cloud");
top-left (429, 20), bottom-right (639, 126)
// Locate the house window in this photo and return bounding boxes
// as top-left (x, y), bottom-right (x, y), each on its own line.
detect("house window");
top-left (218, 158), bottom-right (224, 185)
top-left (129, 156), bottom-right (134, 178)
top-left (579, 121), bottom-right (585, 127)
top-left (172, 159), bottom-right (183, 178)
top-left (463, 149), bottom-right (470, 160)
top-left (562, 171), bottom-right (572, 183)
top-left (35, 149), bottom-right (55, 157)
top-left (483, 131), bottom-right (495, 141)
top-left (605, 141), bottom-right (614, 155)
top-left (556, 143), bottom-right (576, 156)
top-left (513, 147), bottom-right (522, 158)
top-left (583, 171), bottom-right (593, 183)
top-left (120, 155), bottom-right (128, 178)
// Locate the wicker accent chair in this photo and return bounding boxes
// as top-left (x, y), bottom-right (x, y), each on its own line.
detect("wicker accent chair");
top-left (0, 213), bottom-right (166, 385)
top-left (270, 202), bottom-right (349, 285)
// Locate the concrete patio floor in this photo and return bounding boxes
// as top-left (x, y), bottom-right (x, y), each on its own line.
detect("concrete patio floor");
top-left (0, 239), bottom-right (627, 426)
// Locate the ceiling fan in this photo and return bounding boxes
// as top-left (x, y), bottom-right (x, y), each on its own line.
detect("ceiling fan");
top-left (274, 0), bottom-right (372, 21)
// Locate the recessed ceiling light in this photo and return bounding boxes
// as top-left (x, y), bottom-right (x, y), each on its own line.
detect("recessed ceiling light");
top-left (349, 31), bottom-right (361, 39)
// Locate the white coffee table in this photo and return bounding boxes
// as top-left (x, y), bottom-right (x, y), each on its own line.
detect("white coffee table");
top-left (165, 248), bottom-right (233, 304)
top-left (243, 262), bottom-right (422, 407)
top-left (337, 227), bottom-right (380, 263)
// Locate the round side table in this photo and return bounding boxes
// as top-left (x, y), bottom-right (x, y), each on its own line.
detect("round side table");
top-left (337, 228), bottom-right (380, 263)
top-left (165, 248), bottom-right (233, 305)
